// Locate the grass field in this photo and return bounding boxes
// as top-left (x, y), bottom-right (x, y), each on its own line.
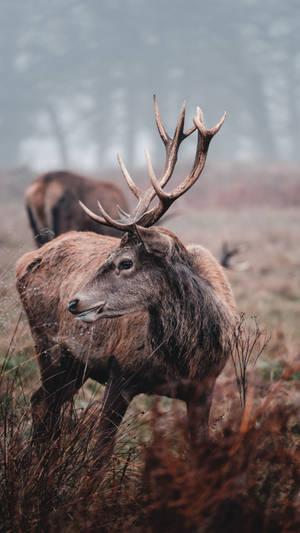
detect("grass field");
top-left (0, 166), bottom-right (299, 532)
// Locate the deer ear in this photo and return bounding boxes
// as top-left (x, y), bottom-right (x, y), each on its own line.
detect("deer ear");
top-left (135, 226), bottom-right (172, 257)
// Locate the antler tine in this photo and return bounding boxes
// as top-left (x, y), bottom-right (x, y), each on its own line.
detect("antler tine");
top-left (135, 109), bottom-right (226, 227)
top-left (154, 94), bottom-right (196, 145)
top-left (195, 106), bottom-right (204, 125)
top-left (117, 204), bottom-right (131, 219)
top-left (164, 110), bottom-right (226, 200)
top-left (194, 109), bottom-right (226, 137)
top-left (117, 150), bottom-right (160, 220)
top-left (79, 200), bottom-right (135, 232)
top-left (144, 149), bottom-right (168, 202)
top-left (209, 111), bottom-right (226, 135)
top-left (153, 94), bottom-right (170, 144)
top-left (116, 151), bottom-right (154, 218)
top-left (170, 99), bottom-right (186, 146)
top-left (96, 200), bottom-right (136, 231)
top-left (79, 200), bottom-right (111, 227)
top-left (117, 153), bottom-right (141, 200)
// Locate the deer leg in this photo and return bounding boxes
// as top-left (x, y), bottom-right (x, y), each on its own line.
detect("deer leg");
top-left (185, 377), bottom-right (216, 443)
top-left (91, 356), bottom-right (134, 471)
top-left (153, 378), bottom-right (214, 442)
top-left (31, 350), bottom-right (87, 450)
top-left (26, 206), bottom-right (45, 248)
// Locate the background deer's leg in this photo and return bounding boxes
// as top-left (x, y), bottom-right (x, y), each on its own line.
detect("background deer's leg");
top-left (91, 356), bottom-right (135, 470)
top-left (31, 348), bottom-right (87, 450)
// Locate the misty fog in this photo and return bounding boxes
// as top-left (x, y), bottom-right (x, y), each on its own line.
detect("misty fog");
top-left (1, 0), bottom-right (300, 171)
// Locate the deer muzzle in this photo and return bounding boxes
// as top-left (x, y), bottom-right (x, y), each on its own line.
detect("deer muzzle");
top-left (67, 298), bottom-right (106, 322)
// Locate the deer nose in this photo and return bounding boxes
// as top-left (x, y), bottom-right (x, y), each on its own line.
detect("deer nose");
top-left (68, 299), bottom-right (79, 314)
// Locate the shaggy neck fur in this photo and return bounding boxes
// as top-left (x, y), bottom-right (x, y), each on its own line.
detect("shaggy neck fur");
top-left (148, 245), bottom-right (232, 380)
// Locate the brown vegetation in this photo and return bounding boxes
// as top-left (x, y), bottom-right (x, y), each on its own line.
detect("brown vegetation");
top-left (0, 347), bottom-right (299, 532)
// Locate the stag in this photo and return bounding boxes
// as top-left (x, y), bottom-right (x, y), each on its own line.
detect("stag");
top-left (16, 97), bottom-right (236, 466)
top-left (25, 170), bottom-right (129, 246)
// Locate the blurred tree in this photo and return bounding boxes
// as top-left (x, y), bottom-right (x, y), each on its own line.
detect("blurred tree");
top-left (0, 0), bottom-right (299, 169)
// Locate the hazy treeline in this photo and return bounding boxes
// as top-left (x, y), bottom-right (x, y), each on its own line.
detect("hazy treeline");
top-left (1, 0), bottom-right (300, 169)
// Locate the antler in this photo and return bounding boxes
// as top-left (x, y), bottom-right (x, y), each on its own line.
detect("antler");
top-left (142, 107), bottom-right (226, 226)
top-left (80, 96), bottom-right (225, 231)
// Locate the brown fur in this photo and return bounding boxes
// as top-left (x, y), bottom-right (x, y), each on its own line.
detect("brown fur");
top-left (25, 171), bottom-right (129, 246)
top-left (16, 227), bottom-right (236, 465)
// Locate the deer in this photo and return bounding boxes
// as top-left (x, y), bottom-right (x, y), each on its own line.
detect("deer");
top-left (16, 96), bottom-right (237, 468)
top-left (220, 241), bottom-right (240, 269)
top-left (25, 170), bottom-right (130, 246)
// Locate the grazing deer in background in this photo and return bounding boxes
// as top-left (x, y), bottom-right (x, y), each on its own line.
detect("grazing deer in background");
top-left (16, 96), bottom-right (236, 466)
top-left (25, 170), bottom-right (129, 246)
top-left (220, 241), bottom-right (240, 268)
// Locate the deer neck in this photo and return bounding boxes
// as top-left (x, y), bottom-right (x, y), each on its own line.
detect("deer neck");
top-left (148, 261), bottom-right (231, 377)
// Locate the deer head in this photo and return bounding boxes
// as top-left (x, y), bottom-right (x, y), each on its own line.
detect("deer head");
top-left (68, 96), bottom-right (225, 322)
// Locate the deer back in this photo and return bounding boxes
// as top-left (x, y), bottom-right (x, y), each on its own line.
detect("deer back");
top-left (25, 171), bottom-right (129, 246)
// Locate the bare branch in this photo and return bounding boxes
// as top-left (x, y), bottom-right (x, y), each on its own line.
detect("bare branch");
top-left (230, 314), bottom-right (270, 408)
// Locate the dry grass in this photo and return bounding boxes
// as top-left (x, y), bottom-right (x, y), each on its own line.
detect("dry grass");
top-left (0, 356), bottom-right (299, 532)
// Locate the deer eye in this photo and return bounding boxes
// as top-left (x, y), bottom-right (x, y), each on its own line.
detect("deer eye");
top-left (118, 259), bottom-right (133, 271)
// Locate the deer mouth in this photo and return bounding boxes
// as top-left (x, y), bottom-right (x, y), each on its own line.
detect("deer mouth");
top-left (76, 301), bottom-right (106, 322)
